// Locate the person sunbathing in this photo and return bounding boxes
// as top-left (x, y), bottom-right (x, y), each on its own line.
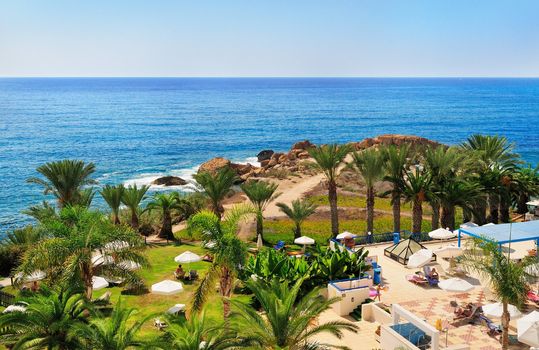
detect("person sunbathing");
top-left (174, 265), bottom-right (185, 279)
top-left (454, 303), bottom-right (473, 318)
top-left (429, 267), bottom-right (439, 280)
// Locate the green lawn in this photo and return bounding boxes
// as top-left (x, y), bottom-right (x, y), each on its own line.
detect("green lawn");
top-left (306, 194), bottom-right (435, 214)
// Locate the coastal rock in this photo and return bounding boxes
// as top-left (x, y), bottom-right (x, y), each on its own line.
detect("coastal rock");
top-left (291, 140), bottom-right (315, 151)
top-left (230, 162), bottom-right (253, 176)
top-left (198, 157), bottom-right (231, 174)
top-left (257, 150), bottom-right (274, 162)
top-left (152, 176), bottom-right (187, 186)
top-left (351, 134), bottom-right (443, 151)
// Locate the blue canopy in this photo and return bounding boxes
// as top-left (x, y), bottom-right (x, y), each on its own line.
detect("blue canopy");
top-left (458, 220), bottom-right (539, 246)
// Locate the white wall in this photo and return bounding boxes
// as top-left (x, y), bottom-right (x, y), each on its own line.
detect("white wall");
top-left (327, 283), bottom-right (371, 316)
top-left (380, 325), bottom-right (419, 350)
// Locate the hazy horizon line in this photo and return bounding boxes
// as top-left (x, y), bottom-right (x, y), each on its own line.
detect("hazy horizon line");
top-left (2, 75), bottom-right (539, 79)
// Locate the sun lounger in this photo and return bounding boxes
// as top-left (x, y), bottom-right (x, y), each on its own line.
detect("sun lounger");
top-left (188, 270), bottom-right (198, 280)
top-left (528, 291), bottom-right (539, 304)
top-left (452, 304), bottom-right (481, 324)
top-left (273, 240), bottom-right (285, 250)
top-left (478, 314), bottom-right (501, 336)
top-left (423, 266), bottom-right (439, 286)
top-left (154, 318), bottom-right (168, 331)
top-left (406, 274), bottom-right (428, 285)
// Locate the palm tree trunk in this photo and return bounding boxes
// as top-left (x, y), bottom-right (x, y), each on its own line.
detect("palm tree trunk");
top-left (473, 200), bottom-right (487, 225)
top-left (412, 199), bottom-right (423, 234)
top-left (517, 193), bottom-right (529, 214)
top-left (463, 208), bottom-right (472, 223)
top-left (130, 209), bottom-right (139, 229)
top-left (82, 263), bottom-right (93, 300)
top-left (431, 202), bottom-right (440, 230)
top-left (501, 302), bottom-right (510, 350)
top-left (499, 194), bottom-right (510, 223)
top-left (112, 211), bottom-right (120, 225)
top-left (159, 210), bottom-right (173, 240)
top-left (441, 205), bottom-right (455, 230)
top-left (392, 191), bottom-right (401, 233)
top-left (256, 211), bottom-right (263, 240)
top-left (366, 186), bottom-right (375, 234)
top-left (220, 266), bottom-right (233, 321)
top-left (328, 181), bottom-right (339, 237)
top-left (488, 193), bottom-right (499, 224)
top-left (294, 222), bottom-right (301, 239)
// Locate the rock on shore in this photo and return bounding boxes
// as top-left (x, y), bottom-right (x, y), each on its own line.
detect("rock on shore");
top-left (152, 176), bottom-right (188, 186)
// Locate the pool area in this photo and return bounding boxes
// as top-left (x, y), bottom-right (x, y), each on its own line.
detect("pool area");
top-left (390, 322), bottom-right (432, 349)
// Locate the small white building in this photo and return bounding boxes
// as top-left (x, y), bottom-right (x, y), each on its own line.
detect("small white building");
top-left (327, 277), bottom-right (373, 316)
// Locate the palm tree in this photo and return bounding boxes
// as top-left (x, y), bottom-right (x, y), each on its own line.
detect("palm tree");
top-left (75, 298), bottom-right (151, 349)
top-left (513, 164), bottom-right (539, 214)
top-left (230, 277), bottom-right (358, 349)
top-left (276, 199), bottom-right (318, 239)
top-left (241, 180), bottom-right (280, 241)
top-left (27, 159), bottom-right (97, 208)
top-left (188, 205), bottom-right (253, 320)
top-left (17, 207), bottom-right (147, 299)
top-left (424, 146), bottom-right (465, 230)
top-left (402, 167), bottom-right (432, 234)
top-left (23, 201), bottom-right (57, 222)
top-left (382, 144), bottom-right (411, 233)
top-left (100, 184), bottom-right (125, 225)
top-left (159, 311), bottom-right (235, 350)
top-left (0, 288), bottom-right (88, 350)
top-left (146, 192), bottom-right (185, 240)
top-left (462, 239), bottom-right (532, 349)
top-left (439, 178), bottom-right (483, 230)
top-left (308, 144), bottom-right (350, 237)
top-left (121, 184), bottom-right (149, 229)
top-left (351, 148), bottom-right (385, 234)
top-left (193, 167), bottom-right (237, 219)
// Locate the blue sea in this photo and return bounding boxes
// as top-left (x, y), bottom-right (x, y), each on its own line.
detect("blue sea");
top-left (1, 78), bottom-right (539, 234)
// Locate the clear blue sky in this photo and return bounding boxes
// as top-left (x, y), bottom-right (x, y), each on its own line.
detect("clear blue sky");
top-left (1, 0), bottom-right (538, 77)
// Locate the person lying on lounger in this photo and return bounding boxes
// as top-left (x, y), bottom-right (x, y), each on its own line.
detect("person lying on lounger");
top-left (454, 303), bottom-right (474, 318)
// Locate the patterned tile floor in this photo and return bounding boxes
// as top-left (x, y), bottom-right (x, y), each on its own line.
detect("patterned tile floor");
top-left (398, 290), bottom-right (531, 349)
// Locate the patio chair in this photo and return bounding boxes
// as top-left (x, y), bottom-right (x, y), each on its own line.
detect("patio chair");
top-left (406, 274), bottom-right (428, 285)
top-left (273, 240), bottom-right (285, 251)
top-left (188, 270), bottom-right (198, 280)
top-left (154, 318), bottom-right (167, 331)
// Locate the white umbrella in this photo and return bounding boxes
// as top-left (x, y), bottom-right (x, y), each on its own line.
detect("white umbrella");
top-left (92, 276), bottom-right (109, 291)
top-left (166, 303), bottom-right (186, 314)
top-left (118, 260), bottom-right (142, 271)
top-left (460, 222), bottom-right (479, 228)
top-left (151, 280), bottom-right (184, 295)
top-left (482, 223), bottom-right (495, 226)
top-left (104, 240), bottom-right (129, 251)
top-left (518, 311), bottom-right (539, 347)
top-left (336, 231), bottom-right (355, 239)
top-left (174, 251), bottom-right (202, 264)
top-left (407, 249), bottom-right (433, 269)
top-left (483, 302), bottom-right (522, 319)
top-left (204, 241), bottom-right (216, 249)
top-left (434, 245), bottom-right (463, 259)
top-left (294, 235), bottom-right (315, 253)
top-left (428, 228), bottom-right (456, 240)
top-left (438, 278), bottom-right (474, 292)
top-left (256, 234), bottom-right (263, 249)
top-left (15, 270), bottom-right (46, 283)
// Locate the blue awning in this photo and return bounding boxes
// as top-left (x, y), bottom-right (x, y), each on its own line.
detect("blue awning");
top-left (459, 221), bottom-right (539, 245)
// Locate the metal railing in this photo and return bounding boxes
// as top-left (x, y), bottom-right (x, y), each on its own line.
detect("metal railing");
top-left (0, 290), bottom-right (15, 307)
top-left (352, 230), bottom-right (434, 246)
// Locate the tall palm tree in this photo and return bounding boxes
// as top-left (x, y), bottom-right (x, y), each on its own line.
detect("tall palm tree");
top-left (75, 298), bottom-right (152, 349)
top-left (146, 192), bottom-right (186, 240)
top-left (27, 159), bottom-right (97, 208)
top-left (193, 167), bottom-right (237, 219)
top-left (351, 148), bottom-right (385, 234)
top-left (17, 207), bottom-right (147, 299)
top-left (424, 146), bottom-right (465, 230)
top-left (0, 288), bottom-right (88, 350)
top-left (188, 205), bottom-right (253, 320)
top-left (402, 167), bottom-right (432, 234)
top-left (462, 239), bottom-right (532, 350)
top-left (241, 180), bottom-right (280, 241)
top-left (439, 178), bottom-right (483, 230)
top-left (513, 164), bottom-right (539, 214)
top-left (121, 184), bottom-right (149, 229)
top-left (158, 311), bottom-right (235, 350)
top-left (100, 184), bottom-right (125, 225)
top-left (308, 144), bottom-right (350, 237)
top-left (230, 277), bottom-right (358, 349)
top-left (382, 144), bottom-right (411, 233)
top-left (276, 199), bottom-right (318, 239)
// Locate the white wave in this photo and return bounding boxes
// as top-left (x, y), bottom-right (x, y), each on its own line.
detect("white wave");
top-left (122, 156), bottom-right (259, 192)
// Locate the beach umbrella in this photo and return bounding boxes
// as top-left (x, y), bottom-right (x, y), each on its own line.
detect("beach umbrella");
top-left (256, 234), bottom-right (263, 250)
top-left (104, 240), bottom-right (129, 251)
top-left (336, 231), bottom-right (355, 240)
top-left (294, 235), bottom-right (315, 252)
top-left (460, 222), bottom-right (479, 228)
top-left (428, 228), bottom-right (456, 240)
top-left (518, 311), bottom-right (539, 347)
top-left (482, 223), bottom-right (495, 226)
top-left (438, 278), bottom-right (474, 293)
top-left (92, 276), bottom-right (109, 291)
top-left (151, 280), bottom-right (183, 295)
top-left (407, 249), bottom-right (433, 269)
top-left (118, 260), bottom-right (142, 271)
top-left (175, 251), bottom-right (202, 264)
top-left (15, 270), bottom-right (46, 283)
top-left (433, 245), bottom-right (463, 259)
top-left (483, 302), bottom-right (522, 319)
top-left (166, 303), bottom-right (186, 315)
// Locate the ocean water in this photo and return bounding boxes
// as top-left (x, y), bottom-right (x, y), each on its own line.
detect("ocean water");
top-left (1, 78), bottom-right (539, 234)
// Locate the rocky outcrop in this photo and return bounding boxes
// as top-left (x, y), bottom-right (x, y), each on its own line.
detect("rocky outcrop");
top-left (198, 157), bottom-right (231, 174)
top-left (351, 134), bottom-right (442, 151)
top-left (152, 176), bottom-right (188, 186)
top-left (291, 140), bottom-right (315, 150)
top-left (257, 150), bottom-right (274, 162)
